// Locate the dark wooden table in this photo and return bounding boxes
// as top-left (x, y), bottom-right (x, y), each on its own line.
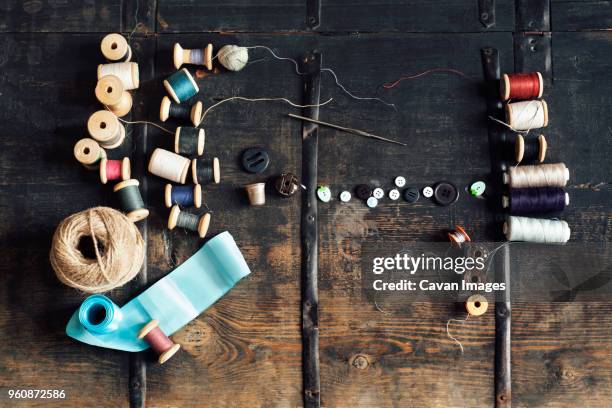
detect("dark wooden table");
top-left (0, 1), bottom-right (611, 407)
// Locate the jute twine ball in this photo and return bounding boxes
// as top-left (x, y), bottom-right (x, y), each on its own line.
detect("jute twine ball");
top-left (217, 45), bottom-right (249, 72)
top-left (50, 207), bottom-right (144, 293)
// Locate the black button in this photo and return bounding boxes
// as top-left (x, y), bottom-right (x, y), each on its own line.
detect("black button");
top-left (403, 187), bottom-right (420, 203)
top-left (275, 172), bottom-right (299, 197)
top-left (242, 147), bottom-right (269, 173)
top-left (433, 181), bottom-right (459, 206)
top-left (355, 184), bottom-right (371, 200)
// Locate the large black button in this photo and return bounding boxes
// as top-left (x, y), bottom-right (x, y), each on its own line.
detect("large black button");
top-left (433, 181), bottom-right (459, 206)
top-left (242, 147), bottom-right (269, 173)
top-left (355, 184), bottom-right (371, 200)
top-left (403, 187), bottom-right (420, 203)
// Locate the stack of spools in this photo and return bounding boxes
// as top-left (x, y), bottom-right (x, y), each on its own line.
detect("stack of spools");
top-left (72, 33), bottom-right (148, 222)
top-left (500, 72), bottom-right (570, 243)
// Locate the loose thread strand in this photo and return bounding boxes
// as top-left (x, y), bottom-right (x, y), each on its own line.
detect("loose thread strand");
top-left (446, 313), bottom-right (470, 354)
top-left (383, 68), bottom-right (474, 89)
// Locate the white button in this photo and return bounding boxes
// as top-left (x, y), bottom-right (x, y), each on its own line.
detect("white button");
top-left (394, 176), bottom-right (406, 188)
top-left (373, 188), bottom-right (384, 199)
top-left (317, 186), bottom-right (331, 202)
top-left (339, 191), bottom-right (351, 202)
top-left (423, 186), bottom-right (434, 198)
top-left (366, 196), bottom-right (378, 208)
top-left (388, 189), bottom-right (400, 200)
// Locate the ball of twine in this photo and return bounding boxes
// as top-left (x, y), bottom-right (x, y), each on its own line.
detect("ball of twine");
top-left (50, 206), bottom-right (144, 293)
top-left (217, 45), bottom-right (249, 72)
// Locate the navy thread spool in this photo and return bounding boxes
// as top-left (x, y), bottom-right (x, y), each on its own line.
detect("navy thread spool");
top-left (175, 127), bottom-right (205, 156)
top-left (163, 68), bottom-right (199, 104)
top-left (173, 43), bottom-right (213, 70)
top-left (113, 179), bottom-right (149, 222)
top-left (516, 134), bottom-right (547, 163)
top-left (165, 184), bottom-right (202, 208)
top-left (168, 205), bottom-right (210, 238)
top-left (160, 96), bottom-right (202, 126)
top-left (191, 157), bottom-right (221, 185)
top-left (502, 187), bottom-right (569, 214)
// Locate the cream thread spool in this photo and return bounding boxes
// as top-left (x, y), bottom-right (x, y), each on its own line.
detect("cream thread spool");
top-left (74, 138), bottom-right (106, 170)
top-left (87, 110), bottom-right (126, 149)
top-left (160, 96), bottom-right (203, 126)
top-left (515, 134), bottom-right (547, 163)
top-left (465, 294), bottom-right (488, 316)
top-left (245, 182), bottom-right (266, 206)
top-left (191, 157), bottom-right (221, 184)
top-left (173, 43), bottom-right (213, 70)
top-left (148, 148), bottom-right (191, 184)
top-left (217, 45), bottom-right (249, 72)
top-left (168, 205), bottom-right (211, 238)
top-left (113, 179), bottom-right (149, 222)
top-left (505, 100), bottom-right (548, 131)
top-left (100, 157), bottom-right (131, 184)
top-left (175, 127), bottom-right (205, 156)
top-left (95, 75), bottom-right (133, 117)
top-left (100, 33), bottom-right (132, 62)
top-left (138, 320), bottom-right (181, 364)
top-left (503, 163), bottom-right (569, 188)
top-left (165, 184), bottom-right (202, 208)
top-left (504, 216), bottom-right (571, 243)
top-left (98, 62), bottom-right (140, 90)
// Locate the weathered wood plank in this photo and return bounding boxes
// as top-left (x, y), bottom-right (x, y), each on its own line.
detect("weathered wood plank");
top-left (551, 0), bottom-right (612, 31)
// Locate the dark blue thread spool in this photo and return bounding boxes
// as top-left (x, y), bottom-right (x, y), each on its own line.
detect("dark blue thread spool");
top-left (165, 184), bottom-right (202, 208)
top-left (503, 187), bottom-right (568, 214)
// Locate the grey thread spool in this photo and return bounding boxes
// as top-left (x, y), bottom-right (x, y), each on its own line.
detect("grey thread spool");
top-left (168, 205), bottom-right (211, 238)
top-left (173, 43), bottom-right (213, 70)
top-left (113, 179), bottom-right (149, 222)
top-left (100, 33), bottom-right (132, 62)
top-left (87, 110), bottom-right (126, 149)
top-left (74, 138), bottom-right (106, 170)
top-left (159, 96), bottom-right (203, 126)
top-left (175, 127), bottom-right (205, 156)
top-left (191, 157), bottom-right (221, 184)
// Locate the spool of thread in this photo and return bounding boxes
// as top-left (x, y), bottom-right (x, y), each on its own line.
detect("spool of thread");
top-left (505, 100), bottom-right (549, 131)
top-left (87, 110), bottom-right (126, 149)
top-left (502, 187), bottom-right (569, 214)
top-left (168, 205), bottom-right (211, 238)
top-left (100, 157), bottom-right (131, 184)
top-left (163, 68), bottom-right (199, 104)
top-left (138, 320), bottom-right (181, 364)
top-left (165, 184), bottom-right (202, 208)
top-left (465, 294), bottom-right (488, 317)
top-left (448, 225), bottom-right (471, 247)
top-left (175, 127), bottom-right (205, 156)
top-left (100, 33), bottom-right (132, 62)
top-left (49, 207), bottom-right (145, 293)
top-left (245, 182), bottom-right (266, 206)
top-left (173, 43), bottom-right (213, 70)
top-left (98, 62), bottom-right (139, 90)
top-left (515, 134), bottom-right (547, 163)
top-left (504, 216), bottom-right (571, 243)
top-left (74, 138), bottom-right (106, 170)
top-left (503, 163), bottom-right (569, 188)
top-left (500, 72), bottom-right (543, 101)
top-left (95, 75), bottom-right (132, 117)
top-left (113, 179), bottom-right (149, 222)
top-left (191, 157), bottom-right (220, 184)
top-left (159, 96), bottom-right (203, 126)
top-left (148, 148), bottom-right (191, 184)
top-left (217, 45), bottom-right (249, 72)
top-left (79, 294), bottom-right (123, 334)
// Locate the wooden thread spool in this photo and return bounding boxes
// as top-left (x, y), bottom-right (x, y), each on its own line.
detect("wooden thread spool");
top-left (505, 100), bottom-right (548, 131)
top-left (500, 72), bottom-right (543, 101)
top-left (87, 110), bottom-right (126, 149)
top-left (100, 33), bottom-right (132, 62)
top-left (113, 179), bottom-right (149, 222)
top-left (148, 148), bottom-right (191, 184)
top-left (175, 127), bottom-right (205, 156)
top-left (100, 157), bottom-right (131, 184)
top-left (173, 43), bottom-right (213, 70)
top-left (515, 134), bottom-right (547, 163)
top-left (163, 68), bottom-right (199, 104)
top-left (465, 294), bottom-right (488, 316)
top-left (165, 184), bottom-right (202, 208)
top-left (137, 320), bottom-right (181, 364)
top-left (503, 163), bottom-right (569, 188)
top-left (95, 75), bottom-right (132, 117)
top-left (245, 182), bottom-right (266, 206)
top-left (160, 96), bottom-right (202, 126)
top-left (191, 157), bottom-right (220, 184)
top-left (74, 138), bottom-right (106, 170)
top-left (448, 225), bottom-right (471, 247)
top-left (502, 188), bottom-right (569, 214)
top-left (168, 205), bottom-right (210, 238)
top-left (98, 62), bottom-right (139, 90)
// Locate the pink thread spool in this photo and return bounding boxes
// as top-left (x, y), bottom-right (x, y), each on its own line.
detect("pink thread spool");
top-left (100, 157), bottom-right (131, 184)
top-left (137, 320), bottom-right (181, 364)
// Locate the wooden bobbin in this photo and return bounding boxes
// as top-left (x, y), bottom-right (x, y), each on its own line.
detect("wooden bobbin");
top-left (74, 138), bottom-right (106, 170)
top-left (95, 75), bottom-right (132, 117)
top-left (159, 96), bottom-right (203, 126)
top-left (191, 157), bottom-right (221, 184)
top-left (137, 320), bottom-right (181, 364)
top-left (502, 191), bottom-right (570, 209)
top-left (175, 127), bottom-right (205, 156)
top-left (515, 134), bottom-right (547, 163)
top-left (465, 294), bottom-right (488, 317)
top-left (97, 62), bottom-right (140, 90)
top-left (168, 205), bottom-right (211, 238)
top-left (173, 43), bottom-right (213, 70)
top-left (500, 72), bottom-right (543, 101)
top-left (87, 110), bottom-right (125, 149)
top-left (100, 33), bottom-right (132, 62)
top-left (113, 179), bottom-right (149, 222)
top-left (165, 184), bottom-right (202, 208)
top-left (100, 157), bottom-right (131, 184)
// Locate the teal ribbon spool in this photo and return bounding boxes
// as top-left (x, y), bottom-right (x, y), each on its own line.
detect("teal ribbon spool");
top-left (78, 294), bottom-right (122, 334)
top-left (164, 68), bottom-right (199, 103)
top-left (66, 231), bottom-right (251, 351)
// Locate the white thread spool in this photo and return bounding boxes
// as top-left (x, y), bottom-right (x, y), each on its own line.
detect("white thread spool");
top-left (74, 138), bottom-right (106, 170)
top-left (173, 43), bottom-right (213, 70)
top-left (503, 163), bottom-right (569, 188)
top-left (98, 62), bottom-right (140, 90)
top-left (87, 110), bottom-right (125, 149)
top-left (148, 148), bottom-right (191, 184)
top-left (504, 216), bottom-right (571, 243)
top-left (95, 75), bottom-right (132, 117)
top-left (100, 33), bottom-right (132, 62)
top-left (505, 100), bottom-right (548, 131)
top-left (217, 45), bottom-right (249, 72)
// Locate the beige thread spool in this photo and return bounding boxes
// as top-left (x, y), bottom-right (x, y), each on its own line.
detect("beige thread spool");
top-left (98, 62), bottom-right (140, 90)
top-left (100, 33), bottom-right (132, 62)
top-left (74, 138), bottom-right (107, 170)
top-left (173, 43), bottom-right (213, 70)
top-left (87, 110), bottom-right (126, 149)
top-left (191, 157), bottom-right (220, 184)
top-left (465, 294), bottom-right (488, 316)
top-left (159, 96), bottom-right (203, 126)
top-left (95, 75), bottom-right (133, 117)
top-left (503, 163), bottom-right (569, 188)
top-left (168, 205), bottom-right (211, 238)
top-left (505, 100), bottom-right (548, 131)
top-left (245, 182), bottom-right (266, 206)
top-left (165, 184), bottom-right (202, 208)
top-left (100, 157), bottom-right (131, 184)
top-left (148, 148), bottom-right (190, 184)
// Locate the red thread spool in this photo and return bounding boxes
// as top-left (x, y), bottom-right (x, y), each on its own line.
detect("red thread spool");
top-left (448, 225), bottom-right (471, 247)
top-left (500, 72), bottom-right (543, 101)
top-left (100, 157), bottom-right (131, 184)
top-left (138, 320), bottom-right (181, 364)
